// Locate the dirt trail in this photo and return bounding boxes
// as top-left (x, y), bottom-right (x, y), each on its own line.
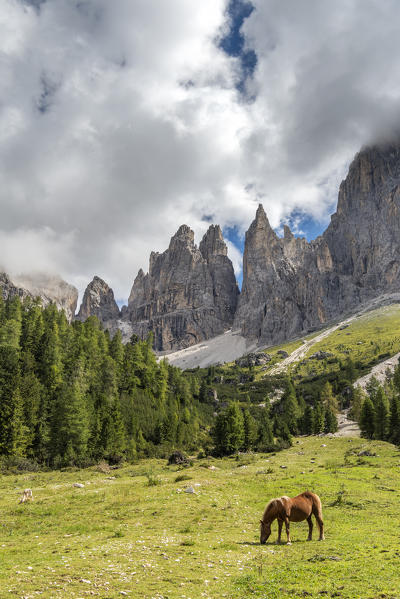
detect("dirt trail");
top-left (333, 408), bottom-right (360, 437)
top-left (269, 315), bottom-right (356, 374)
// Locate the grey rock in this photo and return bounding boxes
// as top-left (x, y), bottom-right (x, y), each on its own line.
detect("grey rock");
top-left (233, 140), bottom-right (400, 346)
top-left (277, 350), bottom-right (289, 358)
top-left (310, 351), bottom-right (334, 360)
top-left (235, 352), bottom-right (271, 367)
top-left (77, 276), bottom-right (120, 333)
top-left (0, 272), bottom-right (78, 322)
top-left (208, 388), bottom-right (218, 402)
top-left (123, 224), bottom-right (238, 351)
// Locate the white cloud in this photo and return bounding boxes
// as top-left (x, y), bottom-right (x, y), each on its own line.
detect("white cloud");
top-left (1, 0), bottom-right (400, 302)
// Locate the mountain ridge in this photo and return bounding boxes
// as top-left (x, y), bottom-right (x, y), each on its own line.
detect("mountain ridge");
top-left (3, 139), bottom-right (400, 356)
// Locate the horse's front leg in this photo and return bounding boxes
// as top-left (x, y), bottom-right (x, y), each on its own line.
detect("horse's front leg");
top-left (284, 517), bottom-right (291, 545)
top-left (276, 519), bottom-right (283, 544)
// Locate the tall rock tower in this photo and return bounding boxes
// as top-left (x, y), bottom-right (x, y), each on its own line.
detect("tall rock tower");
top-left (123, 224), bottom-right (239, 350)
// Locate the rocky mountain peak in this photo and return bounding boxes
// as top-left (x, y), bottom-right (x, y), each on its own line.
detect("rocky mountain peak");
top-left (336, 141), bottom-right (400, 217)
top-left (247, 203), bottom-right (279, 248)
top-left (77, 276), bottom-right (120, 325)
top-left (235, 139), bottom-right (400, 346)
top-left (283, 224), bottom-right (294, 241)
top-left (0, 272), bottom-right (78, 322)
top-left (121, 223), bottom-right (238, 351)
top-left (169, 224), bottom-right (195, 248)
top-left (73, 138), bottom-right (400, 358)
top-left (199, 224), bottom-right (227, 260)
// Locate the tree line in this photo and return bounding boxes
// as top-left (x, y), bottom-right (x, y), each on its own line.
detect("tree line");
top-left (0, 294), bottom-right (343, 467)
top-left (352, 366), bottom-right (400, 444)
top-left (0, 294), bottom-right (214, 467)
top-left (211, 379), bottom-right (338, 455)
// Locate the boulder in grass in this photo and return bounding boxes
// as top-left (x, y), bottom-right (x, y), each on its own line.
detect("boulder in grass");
top-left (73, 483), bottom-right (84, 488)
top-left (310, 350), bottom-right (333, 360)
top-left (167, 450), bottom-right (189, 465)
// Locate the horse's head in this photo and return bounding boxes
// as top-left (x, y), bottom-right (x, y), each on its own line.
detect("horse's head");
top-left (260, 519), bottom-right (271, 544)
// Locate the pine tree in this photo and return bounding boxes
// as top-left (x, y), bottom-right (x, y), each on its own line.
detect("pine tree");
top-left (393, 362), bottom-right (400, 394)
top-left (313, 403), bottom-right (325, 434)
top-left (374, 386), bottom-right (389, 440)
top-left (10, 388), bottom-right (30, 457)
top-left (109, 330), bottom-right (124, 372)
top-left (324, 407), bottom-right (338, 433)
top-left (344, 357), bottom-right (357, 383)
top-left (274, 418), bottom-right (292, 447)
top-left (199, 379), bottom-right (209, 403)
top-left (281, 381), bottom-right (299, 434)
top-left (136, 429), bottom-right (147, 457)
top-left (155, 359), bottom-right (169, 403)
top-left (366, 376), bottom-right (380, 403)
top-left (351, 385), bottom-right (366, 422)
top-left (389, 395), bottom-right (400, 445)
top-left (51, 361), bottom-right (90, 465)
top-left (303, 405), bottom-right (314, 435)
top-left (360, 397), bottom-right (375, 439)
top-left (212, 403), bottom-right (244, 456)
top-left (257, 407), bottom-right (274, 451)
top-left (0, 345), bottom-right (20, 455)
top-left (320, 382), bottom-right (338, 413)
top-left (106, 397), bottom-right (126, 462)
top-left (242, 409), bottom-right (257, 451)
top-left (20, 370), bottom-right (43, 454)
top-left (161, 399), bottom-right (179, 446)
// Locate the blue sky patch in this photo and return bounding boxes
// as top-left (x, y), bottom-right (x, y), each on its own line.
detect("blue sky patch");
top-left (219, 0), bottom-right (257, 93)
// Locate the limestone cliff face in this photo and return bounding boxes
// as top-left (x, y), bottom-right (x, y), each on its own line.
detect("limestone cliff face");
top-left (0, 272), bottom-right (78, 322)
top-left (75, 140), bottom-right (400, 352)
top-left (124, 224), bottom-right (239, 350)
top-left (77, 276), bottom-right (120, 330)
top-left (233, 205), bottom-right (333, 343)
top-left (234, 140), bottom-right (400, 345)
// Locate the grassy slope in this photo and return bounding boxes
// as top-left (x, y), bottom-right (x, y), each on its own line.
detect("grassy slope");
top-left (1, 437), bottom-right (400, 598)
top-left (297, 304), bottom-right (400, 376)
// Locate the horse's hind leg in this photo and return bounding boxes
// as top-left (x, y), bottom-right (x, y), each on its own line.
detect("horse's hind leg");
top-left (315, 513), bottom-right (324, 540)
top-left (307, 515), bottom-right (313, 541)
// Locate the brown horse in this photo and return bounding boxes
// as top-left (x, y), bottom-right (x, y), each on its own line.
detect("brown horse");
top-left (260, 491), bottom-right (324, 545)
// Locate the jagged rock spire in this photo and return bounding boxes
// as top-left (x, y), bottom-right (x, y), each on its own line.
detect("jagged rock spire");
top-left (125, 223), bottom-right (238, 351)
top-left (200, 224), bottom-right (228, 260)
top-left (77, 276), bottom-right (120, 325)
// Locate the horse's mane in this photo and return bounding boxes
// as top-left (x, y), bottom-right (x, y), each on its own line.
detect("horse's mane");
top-left (262, 496), bottom-right (291, 522)
top-left (262, 498), bottom-right (279, 521)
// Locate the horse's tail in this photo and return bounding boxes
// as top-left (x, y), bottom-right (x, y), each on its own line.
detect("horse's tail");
top-left (310, 492), bottom-right (324, 539)
top-left (310, 492), bottom-right (323, 518)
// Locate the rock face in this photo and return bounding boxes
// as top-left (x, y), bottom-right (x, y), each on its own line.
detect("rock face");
top-left (122, 224), bottom-right (239, 351)
top-left (0, 272), bottom-right (31, 302)
top-left (234, 140), bottom-right (400, 345)
top-left (77, 276), bottom-right (120, 330)
top-left (75, 139), bottom-right (400, 354)
top-left (0, 272), bottom-right (78, 321)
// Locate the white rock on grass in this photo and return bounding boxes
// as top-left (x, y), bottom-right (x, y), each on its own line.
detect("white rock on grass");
top-left (73, 483), bottom-right (84, 488)
top-left (184, 486), bottom-right (196, 494)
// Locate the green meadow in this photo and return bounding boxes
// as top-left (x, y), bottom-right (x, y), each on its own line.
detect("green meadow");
top-left (1, 436), bottom-right (400, 598)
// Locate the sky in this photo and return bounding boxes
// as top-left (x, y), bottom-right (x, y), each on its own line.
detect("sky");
top-left (2, 0), bottom-right (400, 303)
